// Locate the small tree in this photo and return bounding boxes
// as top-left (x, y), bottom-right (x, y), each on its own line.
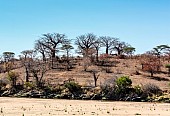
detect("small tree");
top-left (153, 45), bottom-right (170, 58)
top-left (29, 61), bottom-right (48, 87)
top-left (82, 57), bottom-right (91, 71)
top-left (91, 70), bottom-right (100, 87)
top-left (3, 52), bottom-right (15, 62)
top-left (3, 62), bottom-right (13, 73)
top-left (20, 50), bottom-right (36, 82)
top-left (92, 39), bottom-right (102, 62)
top-left (34, 40), bottom-right (47, 61)
top-left (61, 43), bottom-right (74, 70)
top-left (124, 46), bottom-right (135, 58)
top-left (141, 54), bottom-right (161, 77)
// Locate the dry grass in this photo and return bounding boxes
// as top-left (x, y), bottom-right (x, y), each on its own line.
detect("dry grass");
top-left (0, 58), bottom-right (170, 91)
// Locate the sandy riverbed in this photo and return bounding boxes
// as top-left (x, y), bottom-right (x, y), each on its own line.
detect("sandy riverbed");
top-left (0, 97), bottom-right (170, 116)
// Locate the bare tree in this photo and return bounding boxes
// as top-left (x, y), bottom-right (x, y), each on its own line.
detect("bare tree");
top-left (21, 50), bottom-right (36, 60)
top-left (35, 40), bottom-right (48, 61)
top-left (20, 50), bottom-right (36, 82)
top-left (61, 43), bottom-right (74, 71)
top-left (140, 53), bottom-right (161, 77)
top-left (61, 43), bottom-right (74, 62)
top-left (100, 36), bottom-right (118, 55)
top-left (91, 70), bottom-right (100, 87)
top-left (29, 61), bottom-right (48, 87)
top-left (110, 41), bottom-right (129, 56)
top-left (75, 33), bottom-right (96, 57)
top-left (92, 39), bottom-right (102, 62)
top-left (38, 33), bottom-right (67, 68)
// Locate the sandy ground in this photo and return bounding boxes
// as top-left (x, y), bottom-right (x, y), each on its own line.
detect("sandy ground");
top-left (0, 97), bottom-right (170, 116)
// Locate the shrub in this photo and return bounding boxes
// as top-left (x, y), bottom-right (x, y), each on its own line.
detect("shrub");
top-left (142, 83), bottom-right (162, 97)
top-left (45, 85), bottom-right (64, 94)
top-left (64, 81), bottom-right (82, 94)
top-left (116, 76), bottom-right (132, 89)
top-left (101, 76), bottom-right (132, 100)
top-left (102, 77), bottom-right (117, 87)
top-left (0, 78), bottom-right (8, 91)
top-left (101, 84), bottom-right (118, 100)
top-left (134, 85), bottom-right (143, 95)
top-left (7, 71), bottom-right (19, 88)
top-left (24, 82), bottom-right (36, 90)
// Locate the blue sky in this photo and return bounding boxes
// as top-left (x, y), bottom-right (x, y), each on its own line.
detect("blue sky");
top-left (0, 0), bottom-right (170, 56)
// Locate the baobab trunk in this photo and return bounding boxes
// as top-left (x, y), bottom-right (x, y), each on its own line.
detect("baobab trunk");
top-left (106, 47), bottom-right (109, 55)
top-left (51, 50), bottom-right (56, 69)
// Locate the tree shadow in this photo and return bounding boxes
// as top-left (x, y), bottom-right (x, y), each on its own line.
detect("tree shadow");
top-left (149, 76), bottom-right (170, 81)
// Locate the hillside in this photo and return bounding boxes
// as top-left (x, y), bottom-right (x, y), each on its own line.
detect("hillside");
top-left (1, 56), bottom-right (169, 91)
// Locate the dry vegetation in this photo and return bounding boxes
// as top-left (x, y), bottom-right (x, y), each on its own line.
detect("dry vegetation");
top-left (41, 57), bottom-right (170, 91)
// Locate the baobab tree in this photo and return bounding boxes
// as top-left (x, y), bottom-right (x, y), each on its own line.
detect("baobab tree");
top-left (75, 33), bottom-right (96, 57)
top-left (100, 36), bottom-right (118, 55)
top-left (110, 41), bottom-right (129, 56)
top-left (92, 39), bottom-right (102, 62)
top-left (38, 33), bottom-right (67, 68)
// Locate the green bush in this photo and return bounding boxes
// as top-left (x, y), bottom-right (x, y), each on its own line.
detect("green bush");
top-left (24, 82), bottom-right (36, 89)
top-left (165, 64), bottom-right (170, 68)
top-left (64, 81), bottom-right (82, 94)
top-left (116, 76), bottom-right (132, 89)
top-left (45, 85), bottom-right (64, 94)
top-left (134, 85), bottom-right (143, 95)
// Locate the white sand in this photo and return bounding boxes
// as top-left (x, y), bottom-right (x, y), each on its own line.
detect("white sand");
top-left (0, 97), bottom-right (170, 116)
